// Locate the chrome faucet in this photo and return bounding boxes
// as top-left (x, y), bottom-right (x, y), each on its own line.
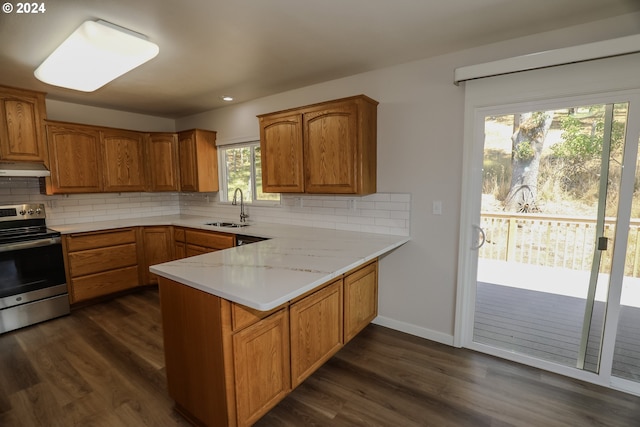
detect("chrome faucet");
top-left (232, 188), bottom-right (249, 223)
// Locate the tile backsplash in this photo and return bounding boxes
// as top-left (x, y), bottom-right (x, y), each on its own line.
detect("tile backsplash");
top-left (0, 177), bottom-right (410, 236)
top-left (0, 178), bottom-right (180, 225)
top-left (181, 193), bottom-right (411, 236)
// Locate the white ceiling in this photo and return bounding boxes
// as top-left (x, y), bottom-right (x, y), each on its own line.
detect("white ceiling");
top-left (1, 0), bottom-right (639, 118)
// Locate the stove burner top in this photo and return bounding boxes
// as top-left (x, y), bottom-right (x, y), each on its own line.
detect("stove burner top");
top-left (0, 226), bottom-right (60, 245)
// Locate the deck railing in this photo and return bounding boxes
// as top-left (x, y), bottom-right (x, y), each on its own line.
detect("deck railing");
top-left (479, 213), bottom-right (640, 277)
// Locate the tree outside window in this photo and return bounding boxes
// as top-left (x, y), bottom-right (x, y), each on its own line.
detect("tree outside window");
top-left (221, 142), bottom-right (280, 203)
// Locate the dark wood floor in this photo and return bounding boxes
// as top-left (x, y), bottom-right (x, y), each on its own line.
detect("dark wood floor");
top-left (2, 289), bottom-right (640, 426)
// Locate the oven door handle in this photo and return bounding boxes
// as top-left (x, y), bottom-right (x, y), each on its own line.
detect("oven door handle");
top-left (0, 236), bottom-right (61, 253)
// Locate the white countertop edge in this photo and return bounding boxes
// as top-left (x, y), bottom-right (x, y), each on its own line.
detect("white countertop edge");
top-left (55, 214), bottom-right (410, 312)
top-left (150, 238), bottom-right (408, 311)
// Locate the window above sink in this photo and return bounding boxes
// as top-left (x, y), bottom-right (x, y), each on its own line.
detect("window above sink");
top-left (218, 141), bottom-right (280, 205)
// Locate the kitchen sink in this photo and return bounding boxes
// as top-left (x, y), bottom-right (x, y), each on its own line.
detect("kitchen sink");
top-left (206, 221), bottom-right (249, 228)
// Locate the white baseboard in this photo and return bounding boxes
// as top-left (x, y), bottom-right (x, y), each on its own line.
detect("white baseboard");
top-left (372, 315), bottom-right (455, 346)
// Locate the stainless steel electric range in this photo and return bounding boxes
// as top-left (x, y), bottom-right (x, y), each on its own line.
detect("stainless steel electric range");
top-left (0, 203), bottom-right (69, 334)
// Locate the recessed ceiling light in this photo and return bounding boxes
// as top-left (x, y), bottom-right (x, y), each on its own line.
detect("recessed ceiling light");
top-left (34, 20), bottom-right (159, 92)
top-left (221, 96), bottom-right (234, 102)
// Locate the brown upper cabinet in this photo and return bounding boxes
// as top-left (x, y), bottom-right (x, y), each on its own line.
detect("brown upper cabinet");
top-left (101, 128), bottom-right (146, 192)
top-left (0, 85), bottom-right (218, 195)
top-left (178, 129), bottom-right (218, 192)
top-left (47, 121), bottom-right (149, 194)
top-left (47, 122), bottom-right (103, 194)
top-left (146, 132), bottom-right (180, 192)
top-left (258, 113), bottom-right (304, 193)
top-left (45, 122), bottom-right (190, 194)
top-left (0, 85), bottom-right (48, 163)
top-left (258, 95), bottom-right (378, 195)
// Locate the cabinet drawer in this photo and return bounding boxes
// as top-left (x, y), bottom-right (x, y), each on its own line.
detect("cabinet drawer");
top-left (68, 243), bottom-right (138, 277)
top-left (185, 229), bottom-right (235, 250)
top-left (70, 266), bottom-right (140, 303)
top-left (174, 227), bottom-right (185, 242)
top-left (185, 244), bottom-right (218, 257)
top-left (66, 228), bottom-right (136, 252)
top-left (175, 242), bottom-right (186, 259)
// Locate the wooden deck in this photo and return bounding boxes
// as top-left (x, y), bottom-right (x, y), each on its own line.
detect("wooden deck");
top-left (474, 282), bottom-right (640, 381)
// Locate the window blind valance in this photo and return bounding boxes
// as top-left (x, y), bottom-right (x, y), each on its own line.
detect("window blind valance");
top-left (454, 34), bottom-right (640, 85)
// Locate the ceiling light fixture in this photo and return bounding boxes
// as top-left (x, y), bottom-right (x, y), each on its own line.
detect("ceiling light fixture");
top-left (221, 96), bottom-right (234, 101)
top-left (34, 20), bottom-right (159, 92)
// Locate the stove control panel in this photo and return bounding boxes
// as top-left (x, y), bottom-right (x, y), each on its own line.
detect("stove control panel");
top-left (0, 203), bottom-right (46, 221)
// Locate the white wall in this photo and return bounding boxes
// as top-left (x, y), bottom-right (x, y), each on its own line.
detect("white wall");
top-left (176, 12), bottom-right (640, 344)
top-left (46, 99), bottom-right (175, 132)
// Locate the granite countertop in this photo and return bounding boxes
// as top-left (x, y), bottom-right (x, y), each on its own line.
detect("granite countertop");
top-left (51, 215), bottom-right (409, 311)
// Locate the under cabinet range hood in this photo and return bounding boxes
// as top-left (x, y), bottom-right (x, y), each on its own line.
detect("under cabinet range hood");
top-left (0, 162), bottom-right (51, 177)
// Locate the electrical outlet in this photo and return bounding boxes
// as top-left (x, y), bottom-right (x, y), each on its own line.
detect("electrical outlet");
top-left (433, 200), bottom-right (442, 215)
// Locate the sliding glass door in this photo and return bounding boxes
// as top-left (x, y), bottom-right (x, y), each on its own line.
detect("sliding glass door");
top-left (461, 92), bottom-right (640, 392)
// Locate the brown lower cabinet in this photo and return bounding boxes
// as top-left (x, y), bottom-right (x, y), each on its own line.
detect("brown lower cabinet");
top-left (344, 260), bottom-right (378, 342)
top-left (64, 228), bottom-right (142, 303)
top-left (233, 309), bottom-right (291, 426)
top-left (64, 226), bottom-right (237, 304)
top-left (290, 278), bottom-right (343, 388)
top-left (158, 259), bottom-right (378, 427)
top-left (141, 226), bottom-right (175, 285)
top-left (174, 227), bottom-right (236, 257)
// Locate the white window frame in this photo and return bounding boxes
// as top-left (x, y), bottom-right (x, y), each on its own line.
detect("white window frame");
top-left (218, 141), bottom-right (280, 205)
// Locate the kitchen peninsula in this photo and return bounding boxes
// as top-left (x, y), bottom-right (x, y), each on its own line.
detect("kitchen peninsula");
top-left (148, 219), bottom-right (408, 427)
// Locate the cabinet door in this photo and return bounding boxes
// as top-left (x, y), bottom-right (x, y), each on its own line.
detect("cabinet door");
top-left (101, 129), bottom-right (146, 192)
top-left (290, 279), bottom-right (343, 388)
top-left (146, 133), bottom-right (179, 191)
top-left (174, 228), bottom-right (186, 259)
top-left (0, 87), bottom-right (47, 162)
top-left (178, 130), bottom-right (198, 191)
top-left (344, 260), bottom-right (378, 342)
top-left (175, 242), bottom-right (186, 260)
top-left (259, 113), bottom-right (304, 193)
top-left (303, 102), bottom-right (358, 193)
top-left (178, 129), bottom-right (218, 192)
top-left (142, 226), bottom-right (174, 284)
top-left (233, 309), bottom-right (290, 427)
top-left (47, 123), bottom-right (103, 193)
